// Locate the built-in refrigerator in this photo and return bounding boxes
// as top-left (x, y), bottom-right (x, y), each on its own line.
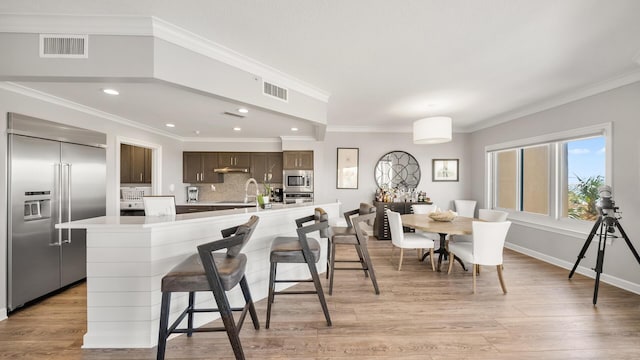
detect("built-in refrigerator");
top-left (7, 113), bottom-right (106, 312)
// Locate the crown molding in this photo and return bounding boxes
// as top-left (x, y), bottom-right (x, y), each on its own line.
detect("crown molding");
top-left (150, 17), bottom-right (330, 103)
top-left (0, 13), bottom-right (152, 35)
top-left (279, 135), bottom-right (317, 142)
top-left (182, 137), bottom-right (281, 143)
top-left (0, 82), bottom-right (182, 141)
top-left (462, 69), bottom-right (640, 133)
top-left (326, 125), bottom-right (411, 133)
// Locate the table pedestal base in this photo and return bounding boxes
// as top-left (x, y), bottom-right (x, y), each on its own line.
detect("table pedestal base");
top-left (421, 233), bottom-right (467, 272)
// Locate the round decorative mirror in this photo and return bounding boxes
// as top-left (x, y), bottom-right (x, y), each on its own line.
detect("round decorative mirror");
top-left (374, 151), bottom-right (421, 190)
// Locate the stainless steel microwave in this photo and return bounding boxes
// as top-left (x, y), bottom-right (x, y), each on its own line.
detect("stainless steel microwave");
top-left (283, 170), bottom-right (313, 192)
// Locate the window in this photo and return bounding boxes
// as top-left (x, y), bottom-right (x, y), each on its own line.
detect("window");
top-left (564, 137), bottom-right (606, 221)
top-left (486, 123), bottom-right (610, 229)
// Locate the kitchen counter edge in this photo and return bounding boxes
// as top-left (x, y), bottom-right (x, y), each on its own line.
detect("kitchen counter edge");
top-left (57, 202), bottom-right (335, 229)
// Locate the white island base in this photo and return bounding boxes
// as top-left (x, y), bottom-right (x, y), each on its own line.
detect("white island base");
top-left (57, 202), bottom-right (339, 348)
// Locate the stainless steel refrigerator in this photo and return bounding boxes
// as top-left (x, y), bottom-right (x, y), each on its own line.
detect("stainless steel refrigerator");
top-left (7, 113), bottom-right (106, 312)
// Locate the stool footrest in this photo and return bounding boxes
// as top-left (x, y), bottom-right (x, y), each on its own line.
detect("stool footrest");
top-left (275, 290), bottom-right (318, 295)
top-left (334, 267), bottom-right (369, 271)
top-left (167, 303), bottom-right (250, 336)
top-left (274, 279), bottom-right (313, 283)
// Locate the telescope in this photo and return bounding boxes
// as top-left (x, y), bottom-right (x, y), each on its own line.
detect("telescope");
top-left (569, 185), bottom-right (640, 304)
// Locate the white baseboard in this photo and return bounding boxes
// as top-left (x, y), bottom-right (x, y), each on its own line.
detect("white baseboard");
top-left (0, 308), bottom-right (7, 321)
top-left (505, 242), bottom-right (640, 295)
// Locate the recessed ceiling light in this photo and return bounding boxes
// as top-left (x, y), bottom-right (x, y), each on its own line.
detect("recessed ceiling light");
top-left (102, 88), bottom-right (119, 96)
top-left (194, 130), bottom-right (200, 135)
top-left (233, 127), bottom-right (242, 131)
top-left (238, 108), bottom-right (249, 114)
top-left (165, 123), bottom-right (175, 128)
top-left (291, 127), bottom-right (299, 131)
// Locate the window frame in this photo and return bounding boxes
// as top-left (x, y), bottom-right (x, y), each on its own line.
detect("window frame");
top-left (485, 123), bottom-right (612, 237)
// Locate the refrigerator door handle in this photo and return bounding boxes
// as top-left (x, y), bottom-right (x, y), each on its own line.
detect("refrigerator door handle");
top-left (64, 163), bottom-right (72, 244)
top-left (54, 163), bottom-right (63, 246)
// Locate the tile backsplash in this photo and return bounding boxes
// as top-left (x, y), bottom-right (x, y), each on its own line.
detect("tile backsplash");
top-left (193, 173), bottom-right (282, 202)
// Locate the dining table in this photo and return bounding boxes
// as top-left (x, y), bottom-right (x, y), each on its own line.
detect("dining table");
top-left (401, 213), bottom-right (475, 271)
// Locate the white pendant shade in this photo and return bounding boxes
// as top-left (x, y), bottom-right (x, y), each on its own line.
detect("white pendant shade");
top-left (413, 116), bottom-right (452, 144)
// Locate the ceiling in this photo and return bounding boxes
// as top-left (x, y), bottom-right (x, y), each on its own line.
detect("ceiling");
top-left (3, 0), bottom-right (640, 139)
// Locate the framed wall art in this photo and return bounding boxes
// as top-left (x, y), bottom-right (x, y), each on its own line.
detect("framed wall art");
top-left (337, 147), bottom-right (359, 189)
top-left (432, 159), bottom-right (459, 182)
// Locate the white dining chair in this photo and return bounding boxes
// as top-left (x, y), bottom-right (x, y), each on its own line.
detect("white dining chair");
top-left (478, 209), bottom-right (508, 222)
top-left (386, 209), bottom-right (435, 271)
top-left (447, 221), bottom-right (511, 294)
top-left (452, 208), bottom-right (509, 244)
top-left (143, 196), bottom-right (176, 216)
top-left (454, 200), bottom-right (477, 218)
top-left (411, 204), bottom-right (440, 243)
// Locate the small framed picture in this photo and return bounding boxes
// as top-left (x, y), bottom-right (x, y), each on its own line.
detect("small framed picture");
top-left (337, 148), bottom-right (359, 189)
top-left (432, 159), bottom-right (459, 182)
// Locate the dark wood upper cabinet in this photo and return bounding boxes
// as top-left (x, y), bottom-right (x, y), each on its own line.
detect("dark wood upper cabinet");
top-left (251, 152), bottom-right (283, 184)
top-left (183, 152), bottom-right (223, 183)
top-left (218, 152), bottom-right (251, 168)
top-left (283, 151), bottom-right (313, 170)
top-left (121, 144), bottom-right (152, 184)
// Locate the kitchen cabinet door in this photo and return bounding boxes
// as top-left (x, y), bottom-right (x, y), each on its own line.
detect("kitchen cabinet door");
top-left (183, 152), bottom-right (223, 183)
top-left (201, 152), bottom-right (223, 183)
top-left (283, 151), bottom-right (313, 170)
top-left (143, 148), bottom-right (152, 183)
top-left (218, 152), bottom-right (251, 168)
top-left (252, 152), bottom-right (283, 184)
top-left (121, 144), bottom-right (152, 184)
top-left (120, 144), bottom-right (132, 183)
top-left (183, 152), bottom-right (202, 183)
top-left (131, 146), bottom-right (147, 183)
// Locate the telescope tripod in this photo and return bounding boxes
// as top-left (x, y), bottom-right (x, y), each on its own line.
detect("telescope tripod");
top-left (569, 214), bottom-right (640, 305)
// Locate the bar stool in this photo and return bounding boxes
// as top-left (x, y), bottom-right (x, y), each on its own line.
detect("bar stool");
top-left (157, 215), bottom-right (259, 360)
top-left (329, 212), bottom-right (379, 295)
top-left (313, 208), bottom-right (332, 279)
top-left (266, 214), bottom-right (331, 329)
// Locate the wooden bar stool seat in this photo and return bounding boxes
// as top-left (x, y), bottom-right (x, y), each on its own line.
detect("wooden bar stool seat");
top-left (156, 215), bottom-right (259, 360)
top-left (265, 213), bottom-right (331, 329)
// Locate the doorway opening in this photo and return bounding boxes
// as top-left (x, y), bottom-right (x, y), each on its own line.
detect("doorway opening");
top-left (117, 137), bottom-right (162, 215)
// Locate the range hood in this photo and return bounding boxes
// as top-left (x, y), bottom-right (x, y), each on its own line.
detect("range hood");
top-left (213, 167), bottom-right (250, 173)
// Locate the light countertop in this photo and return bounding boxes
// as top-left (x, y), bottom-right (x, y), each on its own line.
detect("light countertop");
top-left (57, 202), bottom-right (331, 229)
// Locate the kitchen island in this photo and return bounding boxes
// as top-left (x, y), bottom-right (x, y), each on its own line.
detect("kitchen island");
top-left (56, 202), bottom-right (340, 349)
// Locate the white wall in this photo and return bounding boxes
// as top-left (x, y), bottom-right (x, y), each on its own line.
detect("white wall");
top-left (316, 131), bottom-right (472, 213)
top-left (0, 86), bottom-right (184, 317)
top-left (469, 81), bottom-right (640, 292)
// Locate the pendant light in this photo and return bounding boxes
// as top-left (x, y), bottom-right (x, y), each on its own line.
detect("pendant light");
top-left (413, 116), bottom-right (452, 144)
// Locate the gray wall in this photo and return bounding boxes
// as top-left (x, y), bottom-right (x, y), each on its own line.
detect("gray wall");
top-left (469, 81), bottom-right (640, 292)
top-left (316, 131), bottom-right (472, 213)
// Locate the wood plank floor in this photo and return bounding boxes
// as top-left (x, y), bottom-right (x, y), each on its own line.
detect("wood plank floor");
top-left (2, 238), bottom-right (640, 359)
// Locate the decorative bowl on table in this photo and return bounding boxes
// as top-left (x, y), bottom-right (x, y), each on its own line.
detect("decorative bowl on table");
top-left (428, 210), bottom-right (458, 222)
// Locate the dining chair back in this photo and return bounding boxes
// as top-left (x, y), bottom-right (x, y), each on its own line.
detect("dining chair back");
top-left (478, 209), bottom-right (508, 222)
top-left (386, 209), bottom-right (435, 271)
top-left (410, 204), bottom-right (440, 242)
top-left (472, 221), bottom-right (511, 266)
top-left (454, 200), bottom-right (476, 218)
top-left (447, 220), bottom-right (511, 294)
top-left (411, 204), bottom-right (437, 214)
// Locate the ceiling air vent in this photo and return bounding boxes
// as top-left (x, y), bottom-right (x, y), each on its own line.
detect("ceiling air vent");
top-left (263, 80), bottom-right (288, 102)
top-left (39, 34), bottom-right (88, 58)
top-left (223, 111), bottom-right (246, 118)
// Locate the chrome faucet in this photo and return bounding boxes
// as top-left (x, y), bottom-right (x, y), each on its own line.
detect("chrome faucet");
top-left (244, 177), bottom-right (259, 204)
